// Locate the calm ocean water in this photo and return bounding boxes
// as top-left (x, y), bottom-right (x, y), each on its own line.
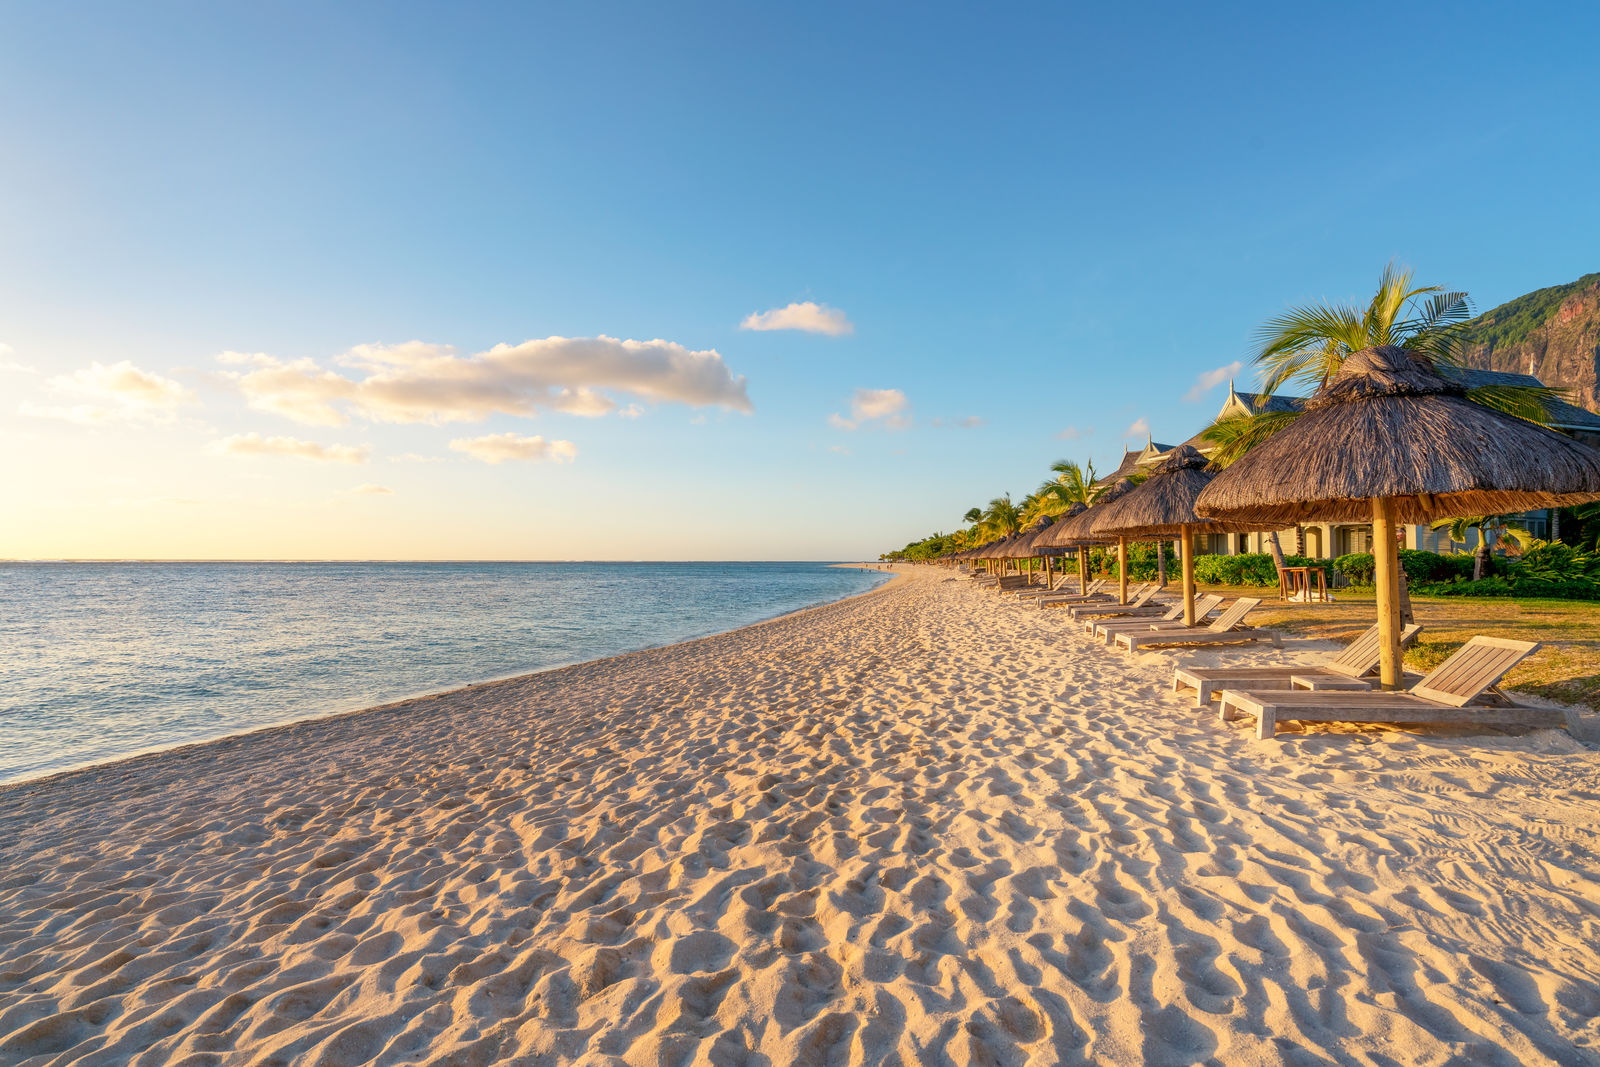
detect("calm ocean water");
top-left (0, 561), bottom-right (889, 784)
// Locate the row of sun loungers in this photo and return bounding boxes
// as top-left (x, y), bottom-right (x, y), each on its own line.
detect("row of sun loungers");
top-left (973, 571), bottom-right (1564, 741)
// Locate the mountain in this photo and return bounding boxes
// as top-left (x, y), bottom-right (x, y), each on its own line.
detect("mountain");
top-left (1458, 272), bottom-right (1600, 412)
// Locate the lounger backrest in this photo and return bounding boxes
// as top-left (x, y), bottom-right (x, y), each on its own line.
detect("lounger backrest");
top-left (1129, 585), bottom-right (1159, 608)
top-left (1328, 623), bottom-right (1424, 678)
top-left (1085, 578), bottom-right (1107, 596)
top-left (1410, 636), bottom-right (1541, 707)
top-left (1206, 597), bottom-right (1260, 633)
top-left (1189, 594), bottom-right (1224, 620)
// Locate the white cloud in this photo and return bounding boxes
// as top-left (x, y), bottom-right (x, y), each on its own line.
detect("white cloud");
top-left (220, 336), bottom-right (751, 427)
top-left (389, 452), bottom-right (444, 463)
top-left (739, 301), bottom-right (853, 336)
top-left (209, 432), bottom-right (371, 463)
top-left (1056, 425), bottom-right (1093, 441)
top-left (449, 432), bottom-right (578, 465)
top-left (351, 484), bottom-right (394, 495)
top-left (0, 343), bottom-right (35, 374)
top-left (21, 360), bottom-right (194, 425)
top-left (1183, 360), bottom-right (1244, 402)
top-left (618, 403), bottom-right (645, 418)
top-left (830, 387), bottom-right (911, 431)
top-left (1122, 416), bottom-right (1151, 439)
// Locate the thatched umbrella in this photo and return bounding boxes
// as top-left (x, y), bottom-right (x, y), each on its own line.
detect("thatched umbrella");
top-left (1091, 445), bottom-right (1278, 625)
top-left (1196, 345), bottom-right (1600, 687)
top-left (1007, 516), bottom-right (1056, 584)
top-left (1037, 481), bottom-right (1138, 601)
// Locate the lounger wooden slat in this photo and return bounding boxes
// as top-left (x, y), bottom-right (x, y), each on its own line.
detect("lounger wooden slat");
top-left (1172, 623), bottom-right (1423, 708)
top-left (1065, 584), bottom-right (1161, 621)
top-left (1035, 578), bottom-right (1118, 609)
top-left (1217, 636), bottom-right (1550, 739)
top-left (1114, 597), bottom-right (1280, 651)
top-left (1092, 595), bottom-right (1224, 644)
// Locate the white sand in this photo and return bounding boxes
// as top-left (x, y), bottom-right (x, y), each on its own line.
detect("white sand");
top-left (2, 566), bottom-right (1598, 1066)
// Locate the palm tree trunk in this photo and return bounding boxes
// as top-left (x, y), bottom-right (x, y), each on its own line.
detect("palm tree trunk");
top-left (1474, 521), bottom-right (1492, 581)
top-left (1265, 530), bottom-right (1288, 577)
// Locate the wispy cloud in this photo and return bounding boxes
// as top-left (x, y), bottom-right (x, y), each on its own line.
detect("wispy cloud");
top-left (351, 484), bottom-right (394, 495)
top-left (219, 336), bottom-right (751, 427)
top-left (389, 452), bottom-right (444, 463)
top-left (448, 432), bottom-right (578, 465)
top-left (21, 360), bottom-right (194, 425)
top-left (1056, 425), bottom-right (1093, 441)
top-left (0, 343), bottom-right (36, 374)
top-left (1183, 360), bottom-right (1244, 402)
top-left (740, 301), bottom-right (853, 336)
top-left (829, 445), bottom-right (851, 455)
top-left (209, 432), bottom-right (371, 463)
top-left (829, 387), bottom-right (911, 431)
top-left (1122, 416), bottom-right (1151, 439)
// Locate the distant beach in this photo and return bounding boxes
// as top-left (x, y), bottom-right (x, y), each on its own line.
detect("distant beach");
top-left (4, 566), bottom-right (1596, 1064)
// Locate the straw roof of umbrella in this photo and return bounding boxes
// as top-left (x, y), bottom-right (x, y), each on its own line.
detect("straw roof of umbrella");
top-left (1195, 346), bottom-right (1600, 525)
top-left (1003, 515), bottom-right (1056, 556)
top-left (1091, 445), bottom-right (1281, 537)
top-left (1035, 482), bottom-right (1135, 548)
top-left (975, 535), bottom-right (1013, 560)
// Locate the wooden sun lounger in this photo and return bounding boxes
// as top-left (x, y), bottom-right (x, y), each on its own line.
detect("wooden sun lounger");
top-left (1034, 578), bottom-right (1112, 609)
top-left (1173, 623), bottom-right (1423, 708)
top-left (1090, 594), bottom-right (1225, 644)
top-left (1065, 584), bottom-right (1162, 621)
top-left (1013, 573), bottom-right (1078, 598)
top-left (1216, 636), bottom-right (1564, 739)
top-left (1113, 597), bottom-right (1280, 651)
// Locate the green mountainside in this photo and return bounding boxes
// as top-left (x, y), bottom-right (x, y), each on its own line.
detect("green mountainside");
top-left (1458, 272), bottom-right (1600, 411)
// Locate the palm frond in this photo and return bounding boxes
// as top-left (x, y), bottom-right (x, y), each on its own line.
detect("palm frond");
top-left (1466, 383), bottom-right (1563, 427)
top-left (1199, 410), bottom-right (1301, 468)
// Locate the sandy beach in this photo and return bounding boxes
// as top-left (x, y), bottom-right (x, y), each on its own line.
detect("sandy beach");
top-left (3, 566), bottom-right (1599, 1066)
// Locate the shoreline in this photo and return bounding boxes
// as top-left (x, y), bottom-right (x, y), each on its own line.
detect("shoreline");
top-left (0, 566), bottom-right (901, 797)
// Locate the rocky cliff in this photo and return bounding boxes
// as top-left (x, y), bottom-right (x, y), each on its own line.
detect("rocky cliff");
top-left (1458, 273), bottom-right (1600, 412)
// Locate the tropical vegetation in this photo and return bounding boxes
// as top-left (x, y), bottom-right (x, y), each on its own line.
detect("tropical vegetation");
top-left (881, 264), bottom-right (1600, 600)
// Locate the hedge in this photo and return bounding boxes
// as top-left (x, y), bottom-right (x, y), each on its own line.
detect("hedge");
top-left (1193, 553), bottom-right (1327, 587)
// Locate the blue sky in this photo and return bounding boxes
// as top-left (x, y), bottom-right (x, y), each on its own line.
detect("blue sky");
top-left (2, 2), bottom-right (1598, 559)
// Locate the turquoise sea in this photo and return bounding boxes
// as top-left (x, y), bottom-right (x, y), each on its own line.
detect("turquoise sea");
top-left (0, 561), bottom-right (888, 784)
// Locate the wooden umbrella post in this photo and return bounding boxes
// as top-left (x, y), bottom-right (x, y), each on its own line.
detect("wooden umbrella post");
top-left (1118, 536), bottom-right (1129, 604)
top-left (1181, 525), bottom-right (1197, 627)
top-left (1373, 497), bottom-right (1404, 689)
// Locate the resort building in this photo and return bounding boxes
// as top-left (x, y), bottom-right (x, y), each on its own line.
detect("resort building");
top-left (1097, 374), bottom-right (1600, 561)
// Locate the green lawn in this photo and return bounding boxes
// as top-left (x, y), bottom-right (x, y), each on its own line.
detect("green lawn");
top-left (1195, 583), bottom-right (1600, 711)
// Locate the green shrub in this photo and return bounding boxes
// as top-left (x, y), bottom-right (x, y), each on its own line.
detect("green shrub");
top-left (1518, 540), bottom-right (1600, 581)
top-left (1397, 549), bottom-right (1474, 583)
top-left (1334, 552), bottom-right (1375, 585)
top-left (1185, 552), bottom-right (1328, 587)
top-left (1420, 575), bottom-right (1600, 600)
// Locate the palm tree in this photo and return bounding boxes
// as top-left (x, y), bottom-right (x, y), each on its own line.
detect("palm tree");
top-left (1251, 261), bottom-right (1561, 419)
top-left (1429, 515), bottom-right (1537, 580)
top-left (1202, 264), bottom-right (1566, 577)
top-left (1020, 491), bottom-right (1055, 526)
top-left (981, 494), bottom-right (1022, 539)
top-left (1036, 459), bottom-right (1096, 506)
